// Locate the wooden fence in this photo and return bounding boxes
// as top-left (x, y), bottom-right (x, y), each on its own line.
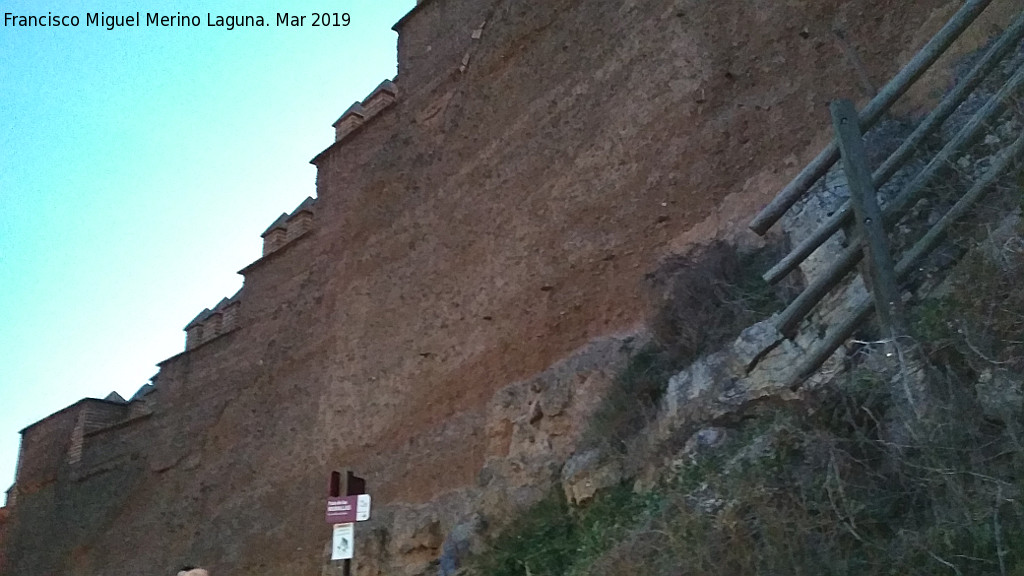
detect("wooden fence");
top-left (747, 1), bottom-right (1024, 387)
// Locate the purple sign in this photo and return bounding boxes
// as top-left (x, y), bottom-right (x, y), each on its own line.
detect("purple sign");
top-left (326, 496), bottom-right (357, 523)
top-left (326, 494), bottom-right (371, 524)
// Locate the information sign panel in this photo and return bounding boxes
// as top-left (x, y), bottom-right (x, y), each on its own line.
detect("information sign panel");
top-left (326, 494), bottom-right (371, 523)
top-left (331, 523), bottom-right (354, 560)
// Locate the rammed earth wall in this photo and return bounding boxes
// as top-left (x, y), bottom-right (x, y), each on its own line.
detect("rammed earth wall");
top-left (5, 0), bottom-right (1014, 574)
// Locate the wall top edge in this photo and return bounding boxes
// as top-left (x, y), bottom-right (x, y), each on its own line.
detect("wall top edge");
top-left (261, 213), bottom-right (291, 237)
top-left (333, 102), bottom-right (367, 127)
top-left (18, 398), bottom-right (130, 435)
top-left (237, 229), bottom-right (313, 276)
top-left (392, 0), bottom-right (437, 32)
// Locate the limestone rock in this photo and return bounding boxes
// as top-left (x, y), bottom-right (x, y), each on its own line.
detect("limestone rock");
top-left (684, 427), bottom-right (727, 454)
top-left (394, 513), bottom-right (443, 555)
top-left (436, 514), bottom-right (486, 576)
top-left (561, 449), bottom-right (624, 505)
top-left (662, 350), bottom-right (733, 426)
top-left (732, 320), bottom-right (784, 372)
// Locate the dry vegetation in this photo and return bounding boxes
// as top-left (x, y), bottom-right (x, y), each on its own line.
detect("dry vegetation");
top-left (582, 241), bottom-right (787, 452)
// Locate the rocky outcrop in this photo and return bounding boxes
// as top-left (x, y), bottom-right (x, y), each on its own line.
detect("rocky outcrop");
top-left (560, 449), bottom-right (624, 506)
top-left (340, 334), bottom-right (636, 576)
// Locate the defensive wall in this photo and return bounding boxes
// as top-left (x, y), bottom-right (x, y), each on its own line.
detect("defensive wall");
top-left (3, 0), bottom-right (1016, 574)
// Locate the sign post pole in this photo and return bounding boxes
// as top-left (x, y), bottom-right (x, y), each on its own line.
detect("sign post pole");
top-left (327, 470), bottom-right (368, 576)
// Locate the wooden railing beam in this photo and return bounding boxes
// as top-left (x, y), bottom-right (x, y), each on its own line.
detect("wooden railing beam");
top-left (789, 132), bottom-right (1024, 387)
top-left (764, 15), bottom-right (1024, 284)
top-left (749, 0), bottom-right (997, 235)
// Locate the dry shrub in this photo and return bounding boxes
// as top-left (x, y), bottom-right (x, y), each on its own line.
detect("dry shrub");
top-left (915, 221), bottom-right (1024, 374)
top-left (583, 241), bottom-right (787, 452)
top-left (583, 343), bottom-right (675, 452)
top-left (648, 240), bottom-right (784, 365)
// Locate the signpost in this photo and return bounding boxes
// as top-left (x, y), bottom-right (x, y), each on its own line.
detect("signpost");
top-left (326, 470), bottom-right (370, 575)
top-left (332, 523), bottom-right (355, 560)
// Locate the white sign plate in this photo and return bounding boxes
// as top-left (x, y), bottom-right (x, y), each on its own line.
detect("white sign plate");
top-left (332, 523), bottom-right (355, 560)
top-left (356, 494), bottom-right (371, 521)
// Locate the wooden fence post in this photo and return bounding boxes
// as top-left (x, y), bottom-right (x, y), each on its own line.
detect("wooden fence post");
top-left (831, 99), bottom-right (930, 431)
top-left (830, 99), bottom-right (908, 339)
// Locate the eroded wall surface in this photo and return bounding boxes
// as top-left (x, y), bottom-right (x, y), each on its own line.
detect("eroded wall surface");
top-left (4, 0), bottom-right (992, 574)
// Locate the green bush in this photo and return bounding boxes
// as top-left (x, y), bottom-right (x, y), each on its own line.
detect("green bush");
top-left (470, 485), bottom-right (658, 576)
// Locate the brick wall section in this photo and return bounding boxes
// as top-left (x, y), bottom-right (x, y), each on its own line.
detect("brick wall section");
top-left (0, 507), bottom-right (8, 575)
top-left (2, 0), bottom-right (992, 574)
top-left (66, 400), bottom-right (130, 467)
top-left (393, 0), bottom-right (493, 91)
top-left (78, 412), bottom-right (154, 479)
top-left (286, 211), bottom-right (313, 240)
top-left (262, 228), bottom-right (288, 255)
top-left (14, 405), bottom-right (81, 494)
top-left (360, 86), bottom-right (396, 118)
top-left (221, 301), bottom-right (240, 333)
top-left (186, 324), bottom-right (204, 350)
top-left (333, 113), bottom-right (364, 141)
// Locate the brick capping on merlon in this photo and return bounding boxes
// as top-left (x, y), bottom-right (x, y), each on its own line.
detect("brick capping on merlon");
top-left (331, 80), bottom-right (398, 143)
top-left (261, 213), bottom-right (290, 255)
top-left (260, 196), bottom-right (318, 256)
top-left (286, 195), bottom-right (316, 241)
top-left (184, 288), bottom-right (242, 351)
top-left (332, 102), bottom-right (366, 142)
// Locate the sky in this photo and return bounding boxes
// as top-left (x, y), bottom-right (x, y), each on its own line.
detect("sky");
top-left (0, 0), bottom-right (415, 503)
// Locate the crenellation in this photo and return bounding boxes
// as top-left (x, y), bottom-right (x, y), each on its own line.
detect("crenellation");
top-left (330, 80), bottom-right (397, 144)
top-left (182, 290), bottom-right (243, 351)
top-left (66, 400), bottom-right (130, 469)
top-left (285, 196), bottom-right (316, 240)
top-left (12, 397), bottom-right (135, 495)
top-left (361, 79), bottom-right (398, 117)
top-left (15, 406), bottom-right (81, 493)
top-left (261, 213), bottom-right (290, 255)
top-left (286, 211), bottom-right (312, 240)
top-left (392, 0), bottom-right (491, 90)
top-left (129, 382), bottom-right (155, 402)
top-left (207, 310), bottom-right (223, 338)
top-left (184, 308), bottom-right (211, 350)
top-left (127, 399), bottom-right (153, 420)
top-left (332, 102), bottom-right (366, 142)
top-left (221, 299), bottom-right (240, 333)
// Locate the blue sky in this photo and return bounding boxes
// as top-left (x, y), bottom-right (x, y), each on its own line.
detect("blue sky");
top-left (0, 1), bottom-right (415, 502)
